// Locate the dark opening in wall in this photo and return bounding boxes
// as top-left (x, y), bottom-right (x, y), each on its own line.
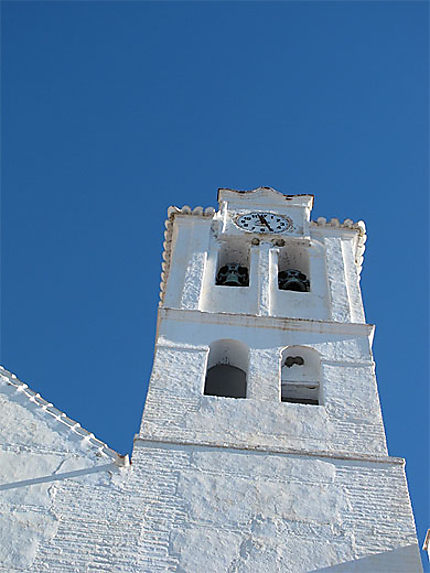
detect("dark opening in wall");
top-left (204, 339), bottom-right (248, 399)
top-left (204, 364), bottom-right (247, 398)
top-left (278, 243), bottom-right (310, 292)
top-left (215, 240), bottom-right (250, 287)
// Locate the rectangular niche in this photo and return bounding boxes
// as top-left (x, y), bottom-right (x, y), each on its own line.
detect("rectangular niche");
top-left (277, 242), bottom-right (310, 292)
top-left (215, 239), bottom-right (250, 287)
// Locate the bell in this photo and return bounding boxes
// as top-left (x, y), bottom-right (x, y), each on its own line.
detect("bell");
top-left (284, 356), bottom-right (305, 367)
top-left (278, 269), bottom-right (310, 292)
top-left (216, 263), bottom-right (249, 287)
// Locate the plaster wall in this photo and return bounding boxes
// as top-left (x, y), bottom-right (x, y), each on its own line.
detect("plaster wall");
top-left (1, 431), bottom-right (421, 572)
top-left (140, 310), bottom-right (387, 457)
top-left (126, 440), bottom-right (422, 573)
top-left (0, 374), bottom-right (121, 572)
top-left (28, 469), bottom-right (132, 573)
top-left (163, 216), bottom-right (212, 310)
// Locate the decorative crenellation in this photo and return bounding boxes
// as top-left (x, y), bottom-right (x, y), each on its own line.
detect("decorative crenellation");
top-left (0, 366), bottom-right (129, 466)
top-left (159, 204), bottom-right (367, 302)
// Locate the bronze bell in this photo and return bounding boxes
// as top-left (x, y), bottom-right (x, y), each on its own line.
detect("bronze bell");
top-left (284, 356), bottom-right (305, 367)
top-left (216, 263), bottom-right (249, 287)
top-left (278, 269), bottom-right (310, 292)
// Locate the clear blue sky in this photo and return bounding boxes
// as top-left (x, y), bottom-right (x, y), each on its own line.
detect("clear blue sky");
top-left (2, 1), bottom-right (428, 567)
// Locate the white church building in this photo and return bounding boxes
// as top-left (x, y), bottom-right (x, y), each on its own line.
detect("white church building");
top-left (0, 187), bottom-right (423, 571)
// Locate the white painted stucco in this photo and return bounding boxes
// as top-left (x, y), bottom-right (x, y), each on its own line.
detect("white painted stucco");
top-left (0, 187), bottom-right (422, 571)
top-left (0, 367), bottom-right (126, 571)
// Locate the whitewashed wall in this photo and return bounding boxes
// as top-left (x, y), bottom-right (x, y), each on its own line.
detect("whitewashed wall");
top-left (0, 368), bottom-right (125, 572)
top-left (128, 440), bottom-right (422, 573)
top-left (140, 310), bottom-right (387, 457)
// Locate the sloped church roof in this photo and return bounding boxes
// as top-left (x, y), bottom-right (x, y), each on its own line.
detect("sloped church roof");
top-left (0, 365), bottom-right (126, 464)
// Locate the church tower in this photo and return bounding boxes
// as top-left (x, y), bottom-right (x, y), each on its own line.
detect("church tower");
top-left (132, 187), bottom-right (422, 572)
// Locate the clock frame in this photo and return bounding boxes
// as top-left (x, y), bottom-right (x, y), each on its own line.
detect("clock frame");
top-left (235, 212), bottom-right (294, 234)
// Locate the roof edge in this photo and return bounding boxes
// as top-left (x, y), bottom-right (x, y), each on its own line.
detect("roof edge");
top-left (0, 366), bottom-right (127, 466)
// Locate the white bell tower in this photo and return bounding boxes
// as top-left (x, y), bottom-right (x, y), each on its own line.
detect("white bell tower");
top-left (132, 187), bottom-right (422, 572)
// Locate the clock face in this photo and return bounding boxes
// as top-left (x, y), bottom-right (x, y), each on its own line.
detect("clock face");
top-left (235, 212), bottom-right (294, 234)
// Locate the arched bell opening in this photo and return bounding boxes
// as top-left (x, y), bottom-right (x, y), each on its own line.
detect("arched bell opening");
top-left (280, 346), bottom-right (321, 405)
top-left (215, 240), bottom-right (250, 287)
top-left (277, 243), bottom-right (310, 292)
top-left (204, 339), bottom-right (248, 399)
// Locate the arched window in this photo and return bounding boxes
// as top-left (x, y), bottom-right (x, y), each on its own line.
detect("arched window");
top-left (204, 339), bottom-right (248, 399)
top-left (280, 346), bottom-right (320, 405)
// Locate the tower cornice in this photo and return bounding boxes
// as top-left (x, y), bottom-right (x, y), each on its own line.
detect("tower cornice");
top-left (134, 436), bottom-right (405, 467)
top-left (159, 307), bottom-right (375, 339)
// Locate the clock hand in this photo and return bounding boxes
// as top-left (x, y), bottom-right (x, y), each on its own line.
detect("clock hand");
top-left (258, 214), bottom-right (273, 232)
